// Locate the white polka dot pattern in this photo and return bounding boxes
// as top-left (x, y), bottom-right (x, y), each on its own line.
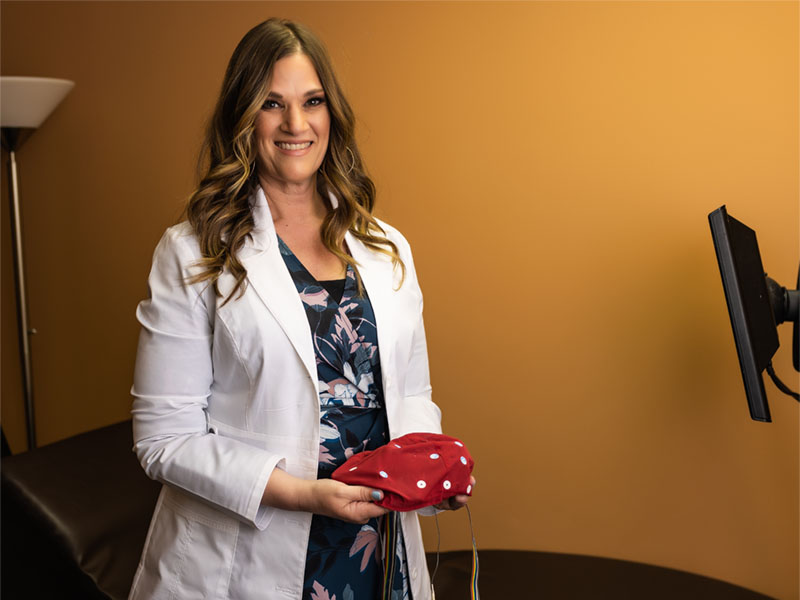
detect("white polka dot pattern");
top-left (330, 432), bottom-right (474, 512)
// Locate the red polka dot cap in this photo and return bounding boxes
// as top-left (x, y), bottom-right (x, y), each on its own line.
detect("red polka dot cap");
top-left (332, 432), bottom-right (475, 511)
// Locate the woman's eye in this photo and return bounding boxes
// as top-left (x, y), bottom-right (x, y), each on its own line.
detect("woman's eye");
top-left (306, 97), bottom-right (326, 107)
top-left (262, 100), bottom-right (281, 110)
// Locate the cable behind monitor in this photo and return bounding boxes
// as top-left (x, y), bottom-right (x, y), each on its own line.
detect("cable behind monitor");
top-left (766, 362), bottom-right (799, 401)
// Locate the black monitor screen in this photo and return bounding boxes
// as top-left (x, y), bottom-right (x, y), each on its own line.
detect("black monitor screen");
top-left (709, 205), bottom-right (779, 422)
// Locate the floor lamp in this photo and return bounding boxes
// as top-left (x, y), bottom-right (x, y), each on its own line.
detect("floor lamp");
top-left (1, 76), bottom-right (74, 451)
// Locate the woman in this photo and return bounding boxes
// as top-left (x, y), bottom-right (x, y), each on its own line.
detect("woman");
top-left (129, 18), bottom-right (472, 600)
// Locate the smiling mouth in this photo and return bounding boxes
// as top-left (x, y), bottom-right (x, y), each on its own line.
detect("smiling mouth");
top-left (276, 141), bottom-right (312, 150)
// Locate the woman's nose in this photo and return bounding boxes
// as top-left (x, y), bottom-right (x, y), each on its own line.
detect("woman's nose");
top-left (282, 104), bottom-right (306, 135)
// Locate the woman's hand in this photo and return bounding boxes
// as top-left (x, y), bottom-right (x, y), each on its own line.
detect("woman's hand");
top-left (307, 479), bottom-right (389, 524)
top-left (433, 476), bottom-right (476, 511)
top-left (262, 468), bottom-right (387, 524)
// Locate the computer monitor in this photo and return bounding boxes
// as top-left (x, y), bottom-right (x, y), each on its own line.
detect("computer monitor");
top-left (709, 206), bottom-right (781, 422)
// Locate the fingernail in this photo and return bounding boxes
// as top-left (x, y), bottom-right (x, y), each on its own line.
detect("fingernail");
top-left (371, 490), bottom-right (382, 501)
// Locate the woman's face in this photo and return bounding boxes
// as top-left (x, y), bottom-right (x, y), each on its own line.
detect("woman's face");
top-left (253, 53), bottom-right (330, 191)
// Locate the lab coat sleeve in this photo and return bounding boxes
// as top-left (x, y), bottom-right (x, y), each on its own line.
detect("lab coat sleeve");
top-left (387, 228), bottom-right (445, 518)
top-left (392, 228), bottom-right (443, 437)
top-left (131, 226), bottom-right (282, 530)
top-left (404, 302), bottom-right (446, 517)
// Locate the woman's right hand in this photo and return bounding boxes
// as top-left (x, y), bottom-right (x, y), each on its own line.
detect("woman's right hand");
top-left (262, 468), bottom-right (387, 524)
top-left (307, 479), bottom-right (389, 524)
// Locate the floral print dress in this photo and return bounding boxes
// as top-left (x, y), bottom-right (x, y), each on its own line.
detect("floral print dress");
top-left (277, 237), bottom-right (411, 600)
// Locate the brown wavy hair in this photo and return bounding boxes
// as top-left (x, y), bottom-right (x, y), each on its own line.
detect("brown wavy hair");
top-left (186, 18), bottom-right (404, 303)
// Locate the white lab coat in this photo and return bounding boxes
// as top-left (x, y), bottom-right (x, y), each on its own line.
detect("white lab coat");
top-left (128, 187), bottom-right (442, 600)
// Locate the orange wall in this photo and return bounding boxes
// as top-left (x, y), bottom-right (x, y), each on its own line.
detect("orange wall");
top-left (1, 2), bottom-right (798, 598)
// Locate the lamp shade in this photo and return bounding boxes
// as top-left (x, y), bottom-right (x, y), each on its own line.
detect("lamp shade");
top-left (1, 77), bottom-right (74, 129)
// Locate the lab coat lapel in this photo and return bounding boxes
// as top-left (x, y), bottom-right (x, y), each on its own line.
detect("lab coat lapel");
top-left (240, 190), bottom-right (317, 385)
top-left (346, 231), bottom-right (397, 374)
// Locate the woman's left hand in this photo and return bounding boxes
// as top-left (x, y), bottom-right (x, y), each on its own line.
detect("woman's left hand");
top-left (433, 476), bottom-right (476, 511)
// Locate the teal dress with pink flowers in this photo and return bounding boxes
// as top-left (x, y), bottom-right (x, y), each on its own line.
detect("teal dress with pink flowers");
top-left (277, 237), bottom-right (411, 600)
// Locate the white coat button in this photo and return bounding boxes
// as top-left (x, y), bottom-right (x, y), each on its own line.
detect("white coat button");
top-left (460, 456), bottom-right (467, 465)
top-left (379, 471), bottom-right (388, 478)
top-left (443, 480), bottom-right (451, 490)
top-left (417, 480), bottom-right (426, 489)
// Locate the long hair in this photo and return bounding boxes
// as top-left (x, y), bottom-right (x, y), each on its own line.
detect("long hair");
top-left (186, 18), bottom-right (404, 303)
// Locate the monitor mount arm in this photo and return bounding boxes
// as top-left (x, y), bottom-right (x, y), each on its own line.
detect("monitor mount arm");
top-left (764, 269), bottom-right (799, 401)
top-left (765, 276), bottom-right (799, 327)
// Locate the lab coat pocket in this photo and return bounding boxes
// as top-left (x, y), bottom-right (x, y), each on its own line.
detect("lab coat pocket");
top-left (140, 487), bottom-right (240, 600)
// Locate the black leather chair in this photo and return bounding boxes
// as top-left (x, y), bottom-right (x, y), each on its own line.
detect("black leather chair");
top-left (1, 421), bottom-right (774, 599)
top-left (1, 421), bottom-right (159, 599)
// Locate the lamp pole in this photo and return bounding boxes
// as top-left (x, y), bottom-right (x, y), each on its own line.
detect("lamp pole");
top-left (5, 140), bottom-right (36, 449)
top-left (1, 77), bottom-right (74, 451)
